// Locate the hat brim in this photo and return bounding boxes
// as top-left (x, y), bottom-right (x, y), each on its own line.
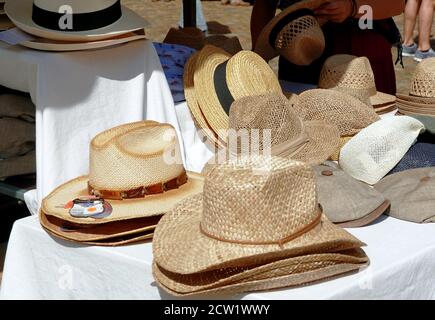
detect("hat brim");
top-left (5, 0), bottom-right (149, 42)
top-left (153, 195), bottom-right (365, 275)
top-left (336, 200), bottom-right (390, 228)
top-left (373, 103), bottom-right (397, 115)
top-left (0, 14), bottom-right (13, 30)
top-left (39, 209), bottom-right (160, 242)
top-left (370, 91), bottom-right (396, 108)
top-left (396, 93), bottom-right (435, 105)
top-left (254, 0), bottom-right (328, 62)
top-left (153, 250), bottom-right (368, 296)
top-left (19, 29), bottom-right (146, 52)
top-left (42, 172), bottom-right (204, 225)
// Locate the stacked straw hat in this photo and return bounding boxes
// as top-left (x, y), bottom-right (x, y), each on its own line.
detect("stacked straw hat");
top-left (40, 121), bottom-right (204, 246)
top-left (396, 58), bottom-right (435, 116)
top-left (255, 0), bottom-right (328, 65)
top-left (339, 116), bottom-right (425, 185)
top-left (293, 89), bottom-right (380, 160)
top-left (184, 46), bottom-right (283, 148)
top-left (4, 0), bottom-right (150, 51)
top-left (152, 156), bottom-right (369, 297)
top-left (203, 93), bottom-right (340, 169)
top-left (319, 55), bottom-right (397, 114)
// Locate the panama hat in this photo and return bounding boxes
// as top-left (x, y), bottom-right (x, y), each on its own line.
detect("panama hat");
top-left (41, 121), bottom-right (204, 225)
top-left (5, 0), bottom-right (149, 42)
top-left (19, 29), bottom-right (146, 52)
top-left (314, 165), bottom-right (390, 228)
top-left (192, 46), bottom-right (282, 144)
top-left (153, 156), bottom-right (366, 275)
top-left (254, 0), bottom-right (328, 64)
top-left (293, 89), bottom-right (380, 160)
top-left (339, 116), bottom-right (425, 185)
top-left (153, 249), bottom-right (368, 296)
top-left (319, 55), bottom-right (396, 114)
top-left (221, 93), bottom-right (340, 165)
top-left (375, 167), bottom-right (435, 224)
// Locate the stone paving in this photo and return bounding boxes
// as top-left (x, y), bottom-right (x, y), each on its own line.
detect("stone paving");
top-left (124, 0), bottom-right (435, 94)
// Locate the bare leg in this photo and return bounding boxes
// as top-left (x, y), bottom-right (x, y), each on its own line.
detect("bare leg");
top-left (417, 0), bottom-right (435, 51)
top-left (403, 0), bottom-right (421, 46)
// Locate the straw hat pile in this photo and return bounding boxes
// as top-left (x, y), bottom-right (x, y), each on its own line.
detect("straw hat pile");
top-left (319, 54), bottom-right (397, 114)
top-left (39, 121), bottom-right (204, 246)
top-left (4, 0), bottom-right (150, 51)
top-left (152, 156), bottom-right (369, 296)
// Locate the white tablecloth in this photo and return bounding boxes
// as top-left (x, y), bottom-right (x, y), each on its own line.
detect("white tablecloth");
top-left (0, 41), bottom-right (188, 211)
top-left (1, 215), bottom-right (435, 300)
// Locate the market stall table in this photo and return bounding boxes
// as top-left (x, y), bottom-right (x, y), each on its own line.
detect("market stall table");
top-left (1, 215), bottom-right (435, 299)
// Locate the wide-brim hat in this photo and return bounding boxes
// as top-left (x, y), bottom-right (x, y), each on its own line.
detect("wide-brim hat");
top-left (20, 29), bottom-right (146, 52)
top-left (254, 0), bottom-right (328, 63)
top-left (5, 0), bottom-right (149, 42)
top-left (42, 121), bottom-right (204, 225)
top-left (396, 98), bottom-right (435, 116)
top-left (191, 46), bottom-right (282, 144)
top-left (153, 250), bottom-right (368, 296)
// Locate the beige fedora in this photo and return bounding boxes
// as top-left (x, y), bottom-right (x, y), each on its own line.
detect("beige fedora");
top-left (153, 249), bottom-right (368, 296)
top-left (153, 156), bottom-right (365, 275)
top-left (41, 121), bottom-right (204, 225)
top-left (20, 29), bottom-right (146, 52)
top-left (192, 46), bottom-right (282, 144)
top-left (5, 0), bottom-right (149, 42)
top-left (319, 54), bottom-right (396, 114)
top-left (254, 0), bottom-right (328, 64)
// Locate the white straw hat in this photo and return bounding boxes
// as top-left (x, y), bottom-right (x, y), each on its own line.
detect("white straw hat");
top-left (5, 0), bottom-right (149, 42)
top-left (339, 116), bottom-right (425, 185)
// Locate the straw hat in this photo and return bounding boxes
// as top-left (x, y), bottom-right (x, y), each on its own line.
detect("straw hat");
top-left (153, 156), bottom-right (365, 275)
top-left (153, 249), bottom-right (368, 296)
top-left (191, 46), bottom-right (282, 144)
top-left (5, 0), bottom-right (149, 42)
top-left (224, 93), bottom-right (340, 165)
top-left (41, 121), bottom-right (204, 225)
top-left (293, 89), bottom-right (380, 160)
top-left (339, 116), bottom-right (425, 185)
top-left (255, 0), bottom-right (328, 64)
top-left (319, 55), bottom-right (396, 114)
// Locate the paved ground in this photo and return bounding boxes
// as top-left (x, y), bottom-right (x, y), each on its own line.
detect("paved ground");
top-left (124, 0), bottom-right (435, 94)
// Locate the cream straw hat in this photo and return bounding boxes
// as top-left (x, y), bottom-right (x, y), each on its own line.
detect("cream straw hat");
top-left (153, 156), bottom-right (365, 275)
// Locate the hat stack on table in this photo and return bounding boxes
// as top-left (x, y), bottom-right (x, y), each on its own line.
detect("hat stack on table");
top-left (40, 121), bottom-right (204, 246)
top-left (3, 0), bottom-right (150, 51)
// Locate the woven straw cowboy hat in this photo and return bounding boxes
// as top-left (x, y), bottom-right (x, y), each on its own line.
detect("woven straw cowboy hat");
top-left (41, 121), bottom-right (204, 225)
top-left (153, 249), bottom-right (368, 296)
top-left (190, 45), bottom-right (282, 145)
top-left (153, 156), bottom-right (366, 275)
top-left (293, 89), bottom-right (380, 160)
top-left (5, 0), bottom-right (149, 42)
top-left (319, 55), bottom-right (396, 114)
top-left (217, 93), bottom-right (339, 165)
top-left (254, 0), bottom-right (328, 64)
top-left (339, 116), bottom-right (425, 185)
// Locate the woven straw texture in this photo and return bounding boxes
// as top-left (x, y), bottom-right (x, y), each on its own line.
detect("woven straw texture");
top-left (153, 249), bottom-right (368, 296)
top-left (314, 165), bottom-right (387, 226)
top-left (397, 99), bottom-right (435, 116)
top-left (274, 15), bottom-right (325, 66)
top-left (388, 142), bottom-right (435, 175)
top-left (294, 89), bottom-right (380, 137)
top-left (330, 136), bottom-right (353, 161)
top-left (227, 93), bottom-right (339, 165)
top-left (375, 167), bottom-right (435, 223)
top-left (339, 116), bottom-right (425, 185)
top-left (410, 57), bottom-right (435, 98)
top-left (153, 156), bottom-right (365, 275)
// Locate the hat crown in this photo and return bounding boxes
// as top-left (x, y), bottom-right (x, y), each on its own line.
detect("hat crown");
top-left (201, 157), bottom-right (319, 244)
top-left (410, 57), bottom-right (435, 98)
top-left (34, 0), bottom-right (118, 14)
top-left (89, 122), bottom-right (185, 191)
top-left (229, 94), bottom-right (303, 153)
top-left (295, 89), bottom-right (380, 136)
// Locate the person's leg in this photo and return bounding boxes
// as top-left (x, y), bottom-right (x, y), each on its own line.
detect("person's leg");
top-left (417, 0), bottom-right (434, 51)
top-left (403, 0), bottom-right (421, 46)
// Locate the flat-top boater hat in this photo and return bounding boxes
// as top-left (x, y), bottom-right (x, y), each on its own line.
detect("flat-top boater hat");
top-left (41, 121), bottom-right (204, 226)
top-left (255, 0), bottom-right (328, 65)
top-left (5, 0), bottom-right (149, 42)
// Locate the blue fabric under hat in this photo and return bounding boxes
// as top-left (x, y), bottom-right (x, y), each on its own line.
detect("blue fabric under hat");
top-left (389, 142), bottom-right (435, 175)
